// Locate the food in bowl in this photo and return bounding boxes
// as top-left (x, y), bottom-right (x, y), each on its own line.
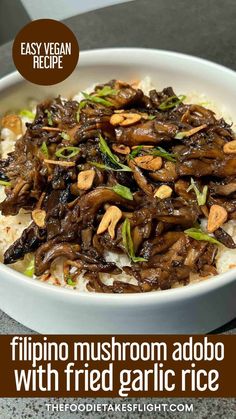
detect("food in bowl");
top-left (0, 77), bottom-right (236, 294)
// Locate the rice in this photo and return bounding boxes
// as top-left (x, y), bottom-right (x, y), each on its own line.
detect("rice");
top-left (0, 188), bottom-right (32, 273)
top-left (0, 78), bottom-right (236, 292)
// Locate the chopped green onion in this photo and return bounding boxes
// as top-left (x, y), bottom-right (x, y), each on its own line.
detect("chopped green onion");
top-left (187, 178), bottom-right (208, 206)
top-left (159, 95), bottom-right (186, 111)
top-left (147, 115), bottom-right (156, 120)
top-left (66, 277), bottom-right (77, 286)
top-left (76, 101), bottom-right (86, 122)
top-left (0, 180), bottom-right (11, 187)
top-left (99, 133), bottom-right (119, 164)
top-left (174, 131), bottom-right (187, 140)
top-left (88, 161), bottom-right (112, 171)
top-left (88, 161), bottom-right (130, 172)
top-left (60, 132), bottom-right (71, 141)
top-left (24, 258), bottom-right (35, 277)
top-left (80, 86), bottom-right (119, 109)
top-left (55, 146), bottom-right (80, 159)
top-left (40, 141), bottom-right (49, 158)
top-left (19, 109), bottom-right (35, 120)
top-left (129, 145), bottom-right (176, 162)
top-left (112, 184), bottom-right (133, 200)
top-left (95, 86), bottom-right (119, 97)
top-left (129, 146), bottom-right (143, 159)
top-left (45, 109), bottom-right (53, 126)
top-left (198, 101), bottom-right (210, 107)
top-left (82, 92), bottom-right (113, 107)
top-left (184, 227), bottom-right (221, 245)
top-left (98, 134), bottom-right (131, 172)
top-left (152, 146), bottom-right (177, 162)
top-left (175, 124), bottom-right (207, 140)
top-left (122, 218), bottom-right (147, 263)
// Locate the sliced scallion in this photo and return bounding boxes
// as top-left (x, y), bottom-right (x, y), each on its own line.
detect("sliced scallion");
top-left (19, 109), bottom-right (35, 120)
top-left (98, 134), bottom-right (131, 172)
top-left (184, 227), bottom-right (221, 245)
top-left (112, 184), bottom-right (133, 200)
top-left (129, 146), bottom-right (143, 159)
top-left (175, 124), bottom-right (207, 140)
top-left (82, 92), bottom-right (113, 107)
top-left (122, 218), bottom-right (147, 263)
top-left (95, 86), bottom-right (119, 97)
top-left (24, 258), bottom-right (35, 277)
top-left (76, 101), bottom-right (86, 122)
top-left (187, 178), bottom-right (208, 206)
top-left (60, 132), bottom-right (71, 141)
top-left (66, 277), bottom-right (77, 286)
top-left (40, 141), bottom-right (49, 158)
top-left (45, 109), bottom-right (53, 126)
top-left (55, 146), bottom-right (80, 159)
top-left (0, 180), bottom-right (11, 187)
top-left (152, 146), bottom-right (177, 162)
top-left (159, 95), bottom-right (186, 111)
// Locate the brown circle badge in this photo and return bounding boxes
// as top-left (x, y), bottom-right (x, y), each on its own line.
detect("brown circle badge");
top-left (12, 19), bottom-right (79, 85)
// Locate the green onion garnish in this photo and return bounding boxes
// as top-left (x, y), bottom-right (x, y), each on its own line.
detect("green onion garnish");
top-left (19, 109), bottom-right (35, 120)
top-left (55, 146), bottom-right (80, 159)
top-left (148, 115), bottom-right (156, 120)
top-left (184, 227), bottom-right (221, 245)
top-left (187, 178), bottom-right (208, 206)
top-left (159, 95), bottom-right (186, 111)
top-left (82, 92), bottom-right (113, 107)
top-left (129, 145), bottom-right (176, 162)
top-left (0, 180), bottom-right (11, 187)
top-left (89, 161), bottom-right (131, 172)
top-left (122, 218), bottom-right (147, 263)
top-left (197, 101), bottom-right (210, 107)
top-left (24, 258), bottom-right (35, 277)
top-left (175, 124), bottom-right (207, 140)
top-left (88, 161), bottom-right (112, 171)
top-left (40, 141), bottom-right (49, 158)
top-left (95, 86), bottom-right (119, 97)
top-left (129, 146), bottom-right (143, 159)
top-left (60, 132), bottom-right (71, 141)
top-left (112, 184), bottom-right (133, 200)
top-left (76, 101), bottom-right (86, 122)
top-left (98, 134), bottom-right (131, 172)
top-left (152, 146), bottom-right (177, 162)
top-left (45, 110), bottom-right (53, 126)
top-left (66, 277), bottom-right (77, 286)
top-left (80, 86), bottom-right (119, 109)
top-left (174, 131), bottom-right (188, 140)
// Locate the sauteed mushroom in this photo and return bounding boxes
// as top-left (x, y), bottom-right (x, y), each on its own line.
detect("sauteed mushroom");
top-left (1, 80), bottom-right (236, 293)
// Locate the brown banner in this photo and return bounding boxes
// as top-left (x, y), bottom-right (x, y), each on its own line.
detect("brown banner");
top-left (0, 335), bottom-right (234, 397)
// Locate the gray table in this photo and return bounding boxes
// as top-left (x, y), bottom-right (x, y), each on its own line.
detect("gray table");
top-left (0, 0), bottom-right (236, 417)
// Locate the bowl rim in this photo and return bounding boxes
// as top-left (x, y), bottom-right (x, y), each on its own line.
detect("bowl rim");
top-left (1, 47), bottom-right (236, 87)
top-left (0, 47), bottom-right (236, 304)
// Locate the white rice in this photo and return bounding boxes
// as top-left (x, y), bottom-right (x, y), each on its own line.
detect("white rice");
top-left (0, 78), bottom-right (235, 292)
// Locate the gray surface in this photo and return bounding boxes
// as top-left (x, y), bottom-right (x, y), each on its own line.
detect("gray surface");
top-left (0, 398), bottom-right (236, 419)
top-left (0, 0), bottom-right (236, 417)
top-left (21, 0), bottom-right (133, 20)
top-left (0, 0), bottom-right (30, 45)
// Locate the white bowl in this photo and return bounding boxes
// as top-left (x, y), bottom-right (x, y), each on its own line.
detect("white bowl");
top-left (0, 48), bottom-right (236, 334)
